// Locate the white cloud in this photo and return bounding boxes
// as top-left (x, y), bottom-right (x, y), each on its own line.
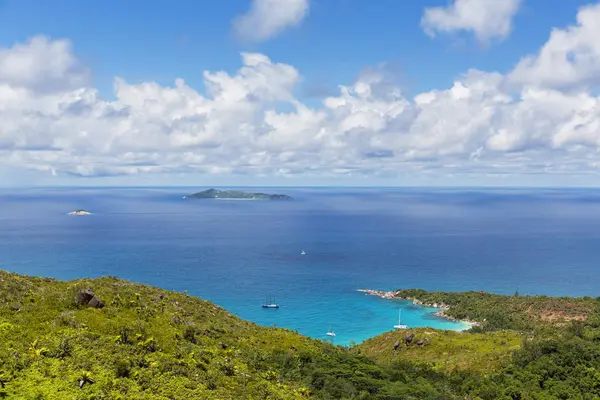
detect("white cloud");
top-left (3, 3), bottom-right (600, 184)
top-left (509, 3), bottom-right (600, 90)
top-left (233, 0), bottom-right (309, 43)
top-left (0, 36), bottom-right (90, 93)
top-left (421, 0), bottom-right (521, 43)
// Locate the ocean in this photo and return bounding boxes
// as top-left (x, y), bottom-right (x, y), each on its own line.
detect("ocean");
top-left (1, 187), bottom-right (599, 345)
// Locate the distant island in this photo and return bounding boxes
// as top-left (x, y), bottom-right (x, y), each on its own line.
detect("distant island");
top-left (67, 209), bottom-right (92, 215)
top-left (183, 189), bottom-right (292, 200)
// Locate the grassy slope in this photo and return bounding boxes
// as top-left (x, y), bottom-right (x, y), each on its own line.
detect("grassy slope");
top-left (353, 289), bottom-right (600, 399)
top-left (3, 271), bottom-right (600, 400)
top-left (0, 271), bottom-right (321, 399)
top-left (0, 272), bottom-right (470, 400)
top-left (354, 289), bottom-right (595, 374)
top-left (355, 329), bottom-right (521, 373)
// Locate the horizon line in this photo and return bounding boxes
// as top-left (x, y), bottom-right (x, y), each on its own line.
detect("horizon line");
top-left (3, 185), bottom-right (600, 190)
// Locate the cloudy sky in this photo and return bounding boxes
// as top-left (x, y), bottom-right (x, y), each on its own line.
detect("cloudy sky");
top-left (1, 0), bottom-right (600, 187)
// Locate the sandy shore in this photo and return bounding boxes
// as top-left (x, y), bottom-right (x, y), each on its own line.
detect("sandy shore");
top-left (358, 289), bottom-right (480, 329)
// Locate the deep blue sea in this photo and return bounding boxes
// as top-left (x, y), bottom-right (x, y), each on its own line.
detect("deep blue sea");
top-left (1, 187), bottom-right (600, 345)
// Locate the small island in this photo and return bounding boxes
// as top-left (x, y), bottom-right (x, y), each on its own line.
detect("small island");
top-left (183, 188), bottom-right (292, 201)
top-left (67, 209), bottom-right (92, 216)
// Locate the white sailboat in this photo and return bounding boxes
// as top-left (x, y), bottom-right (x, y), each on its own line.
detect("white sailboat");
top-left (262, 295), bottom-right (279, 309)
top-left (394, 308), bottom-right (408, 330)
top-left (301, 250), bottom-right (306, 255)
top-left (326, 324), bottom-right (336, 337)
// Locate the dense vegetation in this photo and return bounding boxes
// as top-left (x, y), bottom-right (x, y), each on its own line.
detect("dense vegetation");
top-left (356, 329), bottom-right (522, 373)
top-left (0, 271), bottom-right (463, 399)
top-left (394, 288), bottom-right (597, 332)
top-left (2, 271), bottom-right (600, 399)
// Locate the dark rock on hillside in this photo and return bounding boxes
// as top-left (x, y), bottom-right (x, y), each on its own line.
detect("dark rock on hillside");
top-left (75, 289), bottom-right (104, 308)
top-left (394, 340), bottom-right (401, 351)
top-left (405, 333), bottom-right (415, 344)
top-left (75, 289), bottom-right (94, 305)
top-left (88, 295), bottom-right (105, 308)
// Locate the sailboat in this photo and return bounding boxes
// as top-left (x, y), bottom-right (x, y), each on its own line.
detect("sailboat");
top-left (262, 295), bottom-right (279, 309)
top-left (301, 250), bottom-right (306, 255)
top-left (394, 308), bottom-right (408, 330)
top-left (326, 326), bottom-right (336, 337)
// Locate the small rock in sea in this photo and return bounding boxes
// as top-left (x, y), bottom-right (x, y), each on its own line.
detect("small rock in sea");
top-left (394, 340), bottom-right (401, 351)
top-left (405, 333), bottom-right (415, 344)
top-left (87, 295), bottom-right (105, 308)
top-left (75, 289), bottom-right (95, 305)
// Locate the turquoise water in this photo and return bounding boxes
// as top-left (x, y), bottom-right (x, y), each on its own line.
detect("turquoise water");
top-left (1, 187), bottom-right (598, 345)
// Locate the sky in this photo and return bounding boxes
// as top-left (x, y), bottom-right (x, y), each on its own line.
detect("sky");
top-left (1, 0), bottom-right (600, 187)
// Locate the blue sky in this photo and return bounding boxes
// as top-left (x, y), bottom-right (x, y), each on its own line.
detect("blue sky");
top-left (0, 0), bottom-right (589, 96)
top-left (1, 0), bottom-right (600, 186)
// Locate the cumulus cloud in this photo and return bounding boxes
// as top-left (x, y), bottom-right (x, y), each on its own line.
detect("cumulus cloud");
top-left (0, 36), bottom-right (90, 93)
top-left (2, 3), bottom-right (600, 183)
top-left (421, 0), bottom-right (521, 43)
top-left (232, 0), bottom-right (309, 43)
top-left (509, 3), bottom-right (600, 90)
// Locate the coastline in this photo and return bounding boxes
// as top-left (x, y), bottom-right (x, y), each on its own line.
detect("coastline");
top-left (358, 289), bottom-right (480, 329)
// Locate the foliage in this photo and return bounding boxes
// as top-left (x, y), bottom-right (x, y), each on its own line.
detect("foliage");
top-left (0, 271), bottom-right (456, 399)
top-left (356, 328), bottom-right (522, 373)
top-left (2, 271), bottom-right (600, 399)
top-left (394, 288), bottom-right (596, 332)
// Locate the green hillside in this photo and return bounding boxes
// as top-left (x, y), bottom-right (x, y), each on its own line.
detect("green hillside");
top-left (393, 288), bottom-right (597, 332)
top-left (0, 271), bottom-right (458, 399)
top-left (2, 271), bottom-right (600, 399)
top-left (355, 329), bottom-right (521, 373)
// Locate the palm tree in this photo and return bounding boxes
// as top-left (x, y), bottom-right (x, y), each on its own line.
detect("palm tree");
top-left (78, 371), bottom-right (95, 389)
